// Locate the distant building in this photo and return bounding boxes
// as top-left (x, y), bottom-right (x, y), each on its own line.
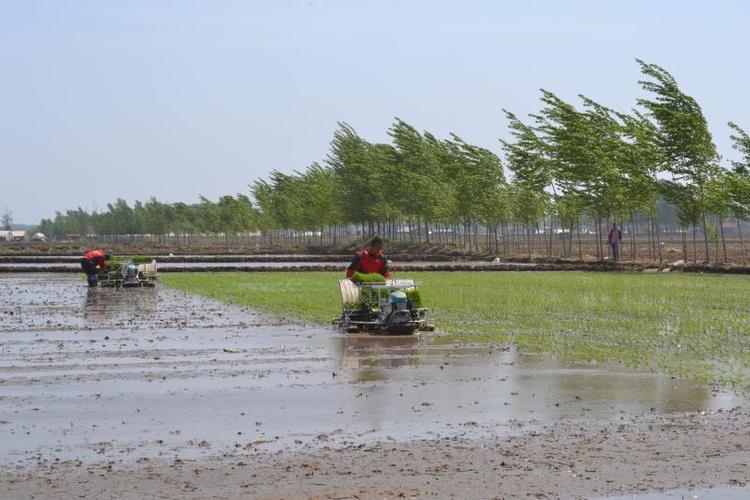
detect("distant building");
top-left (0, 230), bottom-right (11, 242)
top-left (32, 232), bottom-right (47, 242)
top-left (11, 230), bottom-right (27, 241)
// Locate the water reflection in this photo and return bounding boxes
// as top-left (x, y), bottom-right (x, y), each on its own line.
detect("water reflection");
top-left (507, 353), bottom-right (714, 417)
top-left (83, 286), bottom-right (158, 328)
top-left (335, 334), bottom-right (423, 382)
top-left (329, 334), bottom-right (736, 433)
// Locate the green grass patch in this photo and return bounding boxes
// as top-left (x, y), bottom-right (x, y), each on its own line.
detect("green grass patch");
top-left (162, 271), bottom-right (750, 386)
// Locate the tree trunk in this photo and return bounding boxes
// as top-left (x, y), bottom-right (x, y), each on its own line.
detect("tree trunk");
top-left (606, 218), bottom-right (611, 260)
top-left (692, 224), bottom-right (697, 264)
top-left (548, 216), bottom-right (554, 257)
top-left (529, 225), bottom-right (534, 258)
top-left (568, 219), bottom-right (574, 258)
top-left (737, 219), bottom-right (747, 266)
top-left (701, 212), bottom-right (710, 263)
top-left (719, 216), bottom-right (727, 263)
top-left (476, 223), bottom-right (480, 255)
top-left (681, 226), bottom-right (687, 262)
top-left (653, 212), bottom-right (662, 265)
top-left (629, 210), bottom-right (637, 262)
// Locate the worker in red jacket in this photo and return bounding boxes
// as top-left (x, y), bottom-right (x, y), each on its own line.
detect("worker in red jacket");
top-left (346, 236), bottom-right (391, 279)
top-left (80, 249), bottom-right (111, 287)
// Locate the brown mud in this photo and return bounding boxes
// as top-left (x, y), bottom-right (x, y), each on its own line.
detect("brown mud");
top-left (6, 259), bottom-right (750, 275)
top-left (0, 241), bottom-right (466, 258)
top-left (1, 274), bottom-right (749, 498)
top-left (0, 254), bottom-right (461, 264)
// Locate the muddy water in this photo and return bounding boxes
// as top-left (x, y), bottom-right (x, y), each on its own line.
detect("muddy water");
top-left (0, 274), bottom-right (743, 469)
top-left (599, 483), bottom-right (750, 499)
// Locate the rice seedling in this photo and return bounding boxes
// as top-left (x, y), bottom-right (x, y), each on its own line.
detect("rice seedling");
top-left (351, 272), bottom-right (387, 284)
top-left (110, 255), bottom-right (153, 263)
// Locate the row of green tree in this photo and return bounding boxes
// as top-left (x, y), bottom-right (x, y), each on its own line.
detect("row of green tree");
top-left (39, 196), bottom-right (257, 240)
top-left (38, 60), bottom-right (750, 262)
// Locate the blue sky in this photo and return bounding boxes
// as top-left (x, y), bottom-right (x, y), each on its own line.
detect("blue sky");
top-left (1, 0), bottom-right (748, 223)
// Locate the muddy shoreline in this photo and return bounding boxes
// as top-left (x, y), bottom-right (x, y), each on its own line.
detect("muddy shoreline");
top-left (6, 409), bottom-right (749, 499)
top-left (2, 273), bottom-right (749, 498)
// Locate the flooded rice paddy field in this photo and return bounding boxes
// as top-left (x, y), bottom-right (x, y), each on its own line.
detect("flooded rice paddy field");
top-left (1, 274), bottom-right (750, 498)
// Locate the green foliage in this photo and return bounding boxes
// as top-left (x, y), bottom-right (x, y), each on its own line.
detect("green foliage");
top-left (725, 123), bottom-right (750, 222)
top-left (37, 195), bottom-right (259, 239)
top-left (1, 207), bottom-right (12, 231)
top-left (729, 122), bottom-right (750, 174)
top-left (637, 59), bottom-right (721, 257)
top-left (637, 59), bottom-right (719, 181)
top-left (164, 271), bottom-right (750, 386)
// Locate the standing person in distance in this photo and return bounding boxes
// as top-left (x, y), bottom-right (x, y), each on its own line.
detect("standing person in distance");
top-left (608, 223), bottom-right (622, 262)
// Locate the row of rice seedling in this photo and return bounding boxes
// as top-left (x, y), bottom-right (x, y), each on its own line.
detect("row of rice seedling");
top-left (163, 271), bottom-right (750, 386)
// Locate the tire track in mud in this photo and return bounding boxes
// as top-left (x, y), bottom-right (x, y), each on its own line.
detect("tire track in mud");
top-left (0, 274), bottom-right (339, 463)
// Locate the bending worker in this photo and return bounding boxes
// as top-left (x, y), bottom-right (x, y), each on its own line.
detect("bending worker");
top-left (346, 236), bottom-right (391, 279)
top-left (81, 249), bottom-right (111, 287)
